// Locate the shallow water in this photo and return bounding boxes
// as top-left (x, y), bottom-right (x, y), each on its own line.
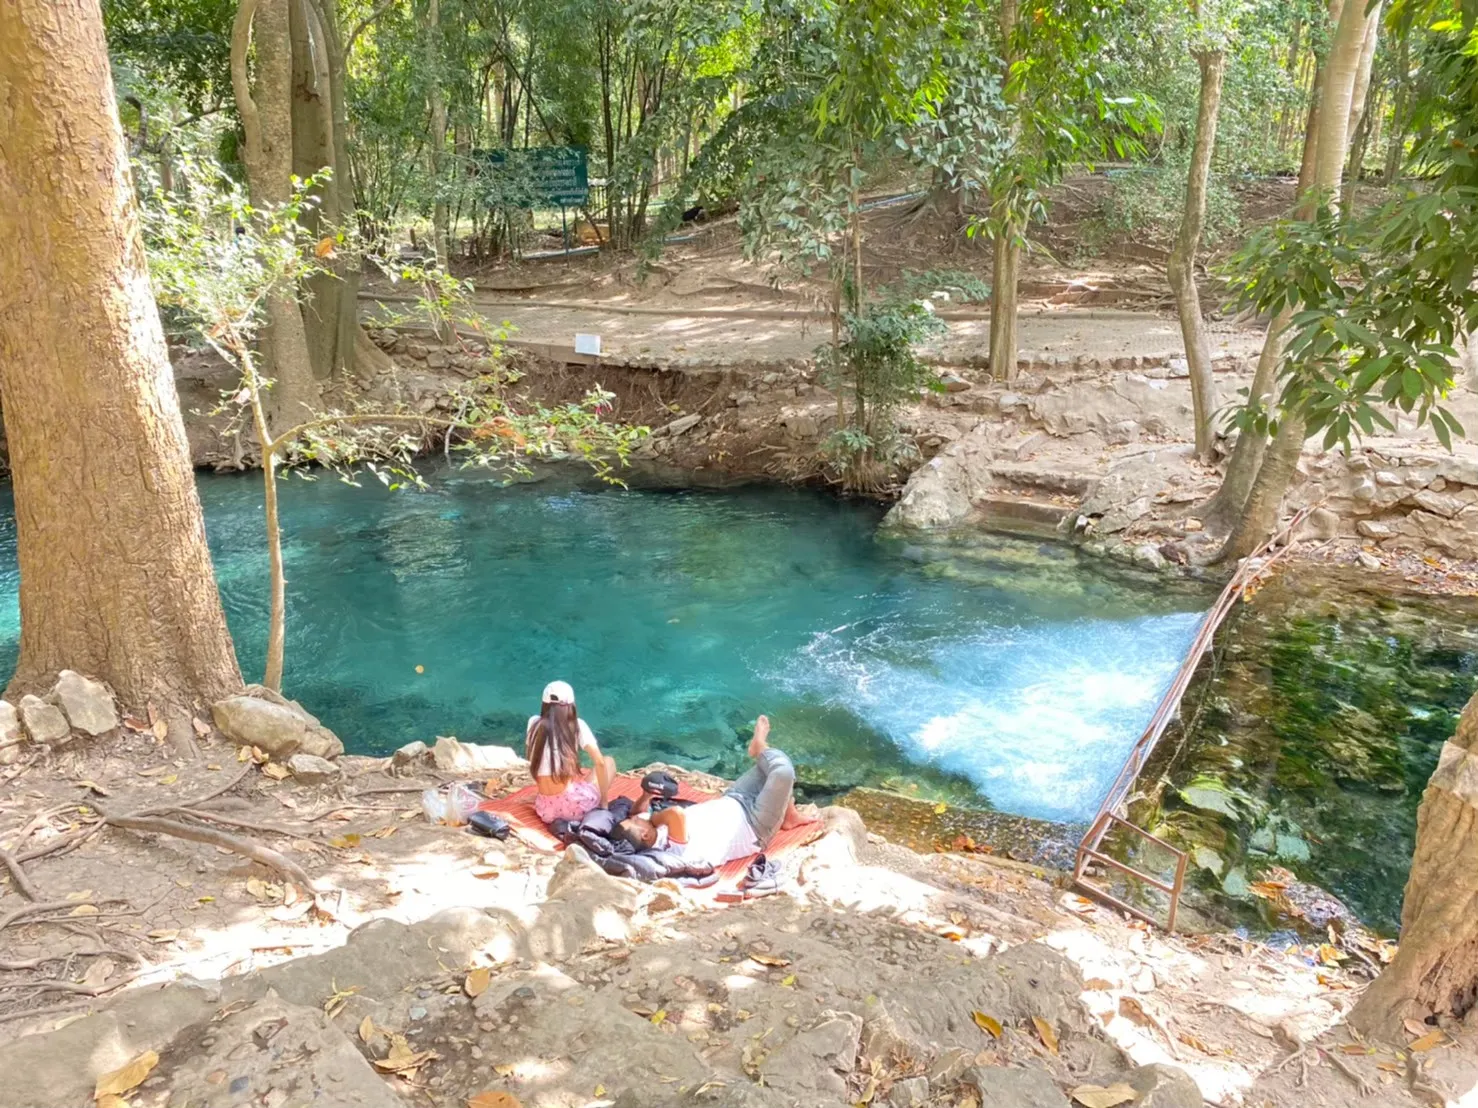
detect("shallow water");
top-left (0, 469), bottom-right (1209, 824)
top-left (1153, 573), bottom-right (1478, 934)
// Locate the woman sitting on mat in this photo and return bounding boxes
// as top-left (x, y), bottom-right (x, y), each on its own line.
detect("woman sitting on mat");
top-left (527, 680), bottom-right (615, 825)
top-left (614, 714), bottom-right (817, 866)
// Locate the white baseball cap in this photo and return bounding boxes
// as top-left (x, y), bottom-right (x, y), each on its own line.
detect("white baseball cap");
top-left (542, 680), bottom-right (576, 705)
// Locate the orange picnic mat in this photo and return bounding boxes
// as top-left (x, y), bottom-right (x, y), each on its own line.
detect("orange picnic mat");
top-left (479, 774), bottom-right (823, 893)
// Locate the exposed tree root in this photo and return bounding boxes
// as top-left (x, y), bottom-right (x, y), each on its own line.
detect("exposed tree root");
top-left (0, 999), bottom-right (91, 1026)
top-left (102, 811), bottom-right (315, 890)
top-left (0, 846), bottom-right (41, 901)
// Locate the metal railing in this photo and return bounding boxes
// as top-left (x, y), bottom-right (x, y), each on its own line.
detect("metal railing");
top-left (1072, 507), bottom-right (1314, 931)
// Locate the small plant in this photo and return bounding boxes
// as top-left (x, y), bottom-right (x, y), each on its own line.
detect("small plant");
top-left (817, 299), bottom-right (946, 487)
top-left (1094, 161), bottom-right (1241, 247)
top-left (887, 269), bottom-right (992, 305)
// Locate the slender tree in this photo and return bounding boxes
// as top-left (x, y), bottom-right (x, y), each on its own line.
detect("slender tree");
top-left (1168, 4), bottom-right (1228, 464)
top-left (0, 0), bottom-right (243, 741)
top-left (1216, 0), bottom-right (1382, 561)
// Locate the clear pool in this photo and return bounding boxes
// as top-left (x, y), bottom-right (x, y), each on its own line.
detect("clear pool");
top-left (0, 469), bottom-right (1211, 823)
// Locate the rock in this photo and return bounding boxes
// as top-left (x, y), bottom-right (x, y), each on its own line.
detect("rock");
top-left (286, 753), bottom-right (339, 783)
top-left (1130, 543), bottom-right (1167, 571)
top-left (430, 736), bottom-right (523, 774)
top-left (425, 350), bottom-right (448, 369)
top-left (660, 414), bottom-right (703, 436)
top-left (390, 740), bottom-right (429, 768)
top-left (1301, 507), bottom-right (1341, 541)
top-left (1105, 419), bottom-right (1141, 446)
top-left (733, 392), bottom-right (758, 408)
top-left (783, 412), bottom-right (820, 439)
top-left (997, 392), bottom-right (1028, 413)
top-left (1410, 489), bottom-right (1468, 519)
top-left (961, 1064), bottom-right (1071, 1107)
top-left (0, 701), bottom-right (22, 763)
top-left (1356, 520), bottom-right (1392, 539)
top-left (760, 1010), bottom-right (862, 1099)
top-left (48, 670), bottom-right (118, 736)
top-left (860, 999), bottom-right (929, 1063)
top-left (1357, 551), bottom-right (1383, 570)
top-left (1126, 1064), bottom-right (1202, 1108)
top-left (939, 372), bottom-right (972, 393)
top-left (1374, 470), bottom-right (1403, 486)
top-left (888, 1076), bottom-right (930, 1107)
top-left (1183, 517), bottom-right (1203, 532)
top-left (528, 846), bottom-right (638, 961)
top-left (20, 694), bottom-right (70, 745)
top-left (211, 688), bottom-right (344, 760)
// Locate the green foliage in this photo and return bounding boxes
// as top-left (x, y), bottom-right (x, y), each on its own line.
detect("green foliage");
top-left (1222, 3), bottom-right (1478, 452)
top-left (887, 269), bottom-right (992, 304)
top-left (103, 0), bottom-right (235, 116)
top-left (1095, 163), bottom-right (1242, 246)
top-left (817, 300), bottom-right (946, 479)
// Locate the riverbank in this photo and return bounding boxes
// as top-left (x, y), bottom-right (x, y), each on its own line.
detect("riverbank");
top-left (171, 315), bottom-right (1478, 597)
top-left (4, 729), bottom-right (1468, 1108)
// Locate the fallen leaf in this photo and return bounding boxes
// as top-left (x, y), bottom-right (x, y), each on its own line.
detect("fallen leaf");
top-left (465, 968), bottom-right (492, 998)
top-left (372, 1048), bottom-right (439, 1074)
top-left (328, 833), bottom-right (362, 849)
top-left (69, 904), bottom-right (100, 917)
top-left (1318, 943), bottom-right (1346, 965)
top-left (369, 825), bottom-right (398, 839)
top-left (493, 1063), bottom-right (516, 1077)
top-left (1177, 1031), bottom-right (1216, 1054)
top-left (147, 929), bottom-right (179, 943)
top-left (66, 889), bottom-right (94, 901)
top-left (158, 773), bottom-right (178, 785)
top-left (237, 745), bottom-right (252, 762)
top-left (193, 717), bottom-right (212, 737)
top-left (137, 765), bottom-right (169, 777)
top-left (77, 779), bottom-right (111, 797)
top-left (123, 715), bottom-right (150, 732)
top-left (1033, 1016), bottom-right (1059, 1054)
top-left (650, 1009), bottom-right (667, 1025)
top-left (467, 1092), bottom-right (523, 1108)
top-left (270, 900), bottom-right (313, 922)
top-left (152, 718), bottom-right (168, 742)
top-left (1409, 1030), bottom-right (1446, 1053)
top-left (1069, 1083), bottom-right (1137, 1108)
top-left (1404, 1019), bottom-right (1430, 1039)
top-left (933, 802), bottom-right (948, 814)
top-left (95, 1096), bottom-right (128, 1108)
top-left (359, 1016), bottom-right (375, 1043)
top-left (251, 746), bottom-right (269, 764)
top-left (471, 868), bottom-right (501, 880)
top-left (780, 974), bottom-right (796, 988)
top-left (971, 1011), bottom-right (1003, 1038)
top-left (1339, 1044), bottom-right (1372, 1055)
top-left (315, 235), bottom-right (337, 258)
top-left (594, 1085), bottom-right (606, 1097)
top-left (262, 763), bottom-right (290, 781)
top-left (1377, 1062), bottom-right (1403, 1073)
top-left (1082, 978), bottom-right (1117, 991)
top-left (95, 1050), bottom-right (159, 1098)
top-left (197, 896), bottom-right (215, 904)
top-left (959, 1099), bottom-right (979, 1108)
top-left (748, 954), bottom-right (791, 968)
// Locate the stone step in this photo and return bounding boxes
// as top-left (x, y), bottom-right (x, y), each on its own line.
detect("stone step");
top-left (977, 495), bottom-right (1074, 538)
top-left (987, 462), bottom-right (1094, 496)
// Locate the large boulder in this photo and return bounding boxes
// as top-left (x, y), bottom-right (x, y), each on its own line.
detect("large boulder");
top-left (19, 694), bottom-right (70, 745)
top-left (211, 686), bottom-right (343, 760)
top-left (759, 1010), bottom-right (863, 1101)
top-left (48, 670), bottom-right (118, 736)
top-left (286, 752), bottom-right (340, 783)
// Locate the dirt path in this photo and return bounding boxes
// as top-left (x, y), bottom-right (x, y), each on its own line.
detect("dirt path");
top-left (365, 292), bottom-right (1266, 369)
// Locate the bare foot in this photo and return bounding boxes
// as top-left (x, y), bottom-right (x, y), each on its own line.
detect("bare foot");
top-left (747, 714), bottom-right (771, 760)
top-left (782, 803), bottom-right (820, 830)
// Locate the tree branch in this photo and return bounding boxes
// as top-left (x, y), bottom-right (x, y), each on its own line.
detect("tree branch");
top-left (346, 0), bottom-right (399, 55)
top-left (231, 0), bottom-right (266, 170)
top-left (102, 811), bottom-right (316, 890)
top-left (0, 846), bottom-right (41, 901)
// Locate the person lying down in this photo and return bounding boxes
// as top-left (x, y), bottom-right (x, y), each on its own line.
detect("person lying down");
top-left (613, 715), bottom-right (817, 868)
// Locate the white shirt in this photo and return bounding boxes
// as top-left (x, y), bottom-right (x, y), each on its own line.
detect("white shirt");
top-left (666, 796), bottom-right (759, 867)
top-left (526, 716), bottom-right (598, 778)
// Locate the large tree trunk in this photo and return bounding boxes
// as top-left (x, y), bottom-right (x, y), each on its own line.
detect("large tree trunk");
top-left (232, 0), bottom-right (323, 424)
top-left (1213, 0), bottom-right (1379, 558)
top-left (0, 0), bottom-right (244, 733)
top-left (1352, 690), bottom-right (1478, 1038)
top-left (1168, 47), bottom-right (1226, 464)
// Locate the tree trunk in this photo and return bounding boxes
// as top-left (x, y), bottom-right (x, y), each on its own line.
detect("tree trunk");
top-left (1352, 689), bottom-right (1478, 1038)
top-left (232, 0), bottom-right (323, 424)
top-left (290, 0), bottom-right (341, 382)
top-left (989, 0), bottom-right (1021, 383)
top-left (426, 0), bottom-right (450, 267)
top-left (1214, 0), bottom-right (1381, 561)
top-left (1168, 47), bottom-right (1226, 465)
top-left (0, 0), bottom-right (244, 732)
top-left (1339, 10), bottom-right (1382, 209)
top-left (989, 229), bottom-right (1021, 381)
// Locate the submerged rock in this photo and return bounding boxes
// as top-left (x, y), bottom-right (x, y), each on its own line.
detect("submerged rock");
top-left (48, 670), bottom-right (117, 736)
top-left (212, 686), bottom-right (344, 760)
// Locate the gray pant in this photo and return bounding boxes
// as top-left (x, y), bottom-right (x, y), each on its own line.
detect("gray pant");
top-left (724, 747), bottom-right (796, 848)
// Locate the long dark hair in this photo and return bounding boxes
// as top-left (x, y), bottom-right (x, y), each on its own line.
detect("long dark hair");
top-left (528, 701), bottom-right (581, 784)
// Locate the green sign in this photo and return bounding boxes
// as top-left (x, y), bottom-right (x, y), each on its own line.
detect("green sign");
top-left (477, 146), bottom-right (589, 208)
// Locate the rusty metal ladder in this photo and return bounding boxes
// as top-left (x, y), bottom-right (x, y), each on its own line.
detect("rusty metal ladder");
top-left (1072, 508), bottom-right (1313, 932)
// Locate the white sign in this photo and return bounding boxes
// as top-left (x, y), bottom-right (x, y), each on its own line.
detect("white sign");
top-left (574, 333), bottom-right (602, 356)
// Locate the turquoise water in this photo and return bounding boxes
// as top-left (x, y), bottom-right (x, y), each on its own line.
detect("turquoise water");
top-left (0, 469), bottom-right (1209, 823)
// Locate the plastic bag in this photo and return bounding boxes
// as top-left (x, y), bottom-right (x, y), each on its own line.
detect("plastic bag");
top-left (422, 782), bottom-right (483, 826)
